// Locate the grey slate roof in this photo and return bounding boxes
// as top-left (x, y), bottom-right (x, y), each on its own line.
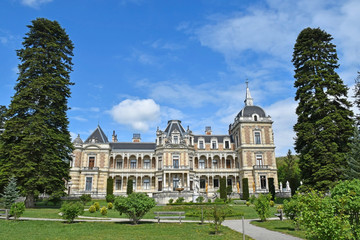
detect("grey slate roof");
top-left (84, 125), bottom-right (109, 144)
top-left (73, 134), bottom-right (83, 144)
top-left (194, 135), bottom-right (233, 143)
top-left (237, 106), bottom-right (266, 118)
top-left (110, 142), bottom-right (156, 150)
top-left (164, 120), bottom-right (186, 136)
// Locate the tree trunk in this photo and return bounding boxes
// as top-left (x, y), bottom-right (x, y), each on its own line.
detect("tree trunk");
top-left (25, 193), bottom-right (35, 208)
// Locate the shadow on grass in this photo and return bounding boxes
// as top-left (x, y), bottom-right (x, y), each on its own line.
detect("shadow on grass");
top-left (113, 221), bottom-right (154, 225)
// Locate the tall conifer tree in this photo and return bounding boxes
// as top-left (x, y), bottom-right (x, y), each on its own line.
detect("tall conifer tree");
top-left (292, 27), bottom-right (354, 191)
top-left (0, 18), bottom-right (74, 207)
top-left (354, 73), bottom-right (360, 125)
top-left (344, 128), bottom-right (360, 180)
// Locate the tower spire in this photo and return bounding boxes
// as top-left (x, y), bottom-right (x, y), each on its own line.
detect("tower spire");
top-left (244, 80), bottom-right (253, 106)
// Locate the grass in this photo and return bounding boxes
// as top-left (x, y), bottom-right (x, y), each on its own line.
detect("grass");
top-left (0, 221), bottom-right (254, 240)
top-left (251, 220), bottom-right (306, 239)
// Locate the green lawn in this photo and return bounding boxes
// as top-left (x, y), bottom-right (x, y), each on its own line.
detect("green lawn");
top-left (251, 220), bottom-right (306, 239)
top-left (0, 221), bottom-right (253, 240)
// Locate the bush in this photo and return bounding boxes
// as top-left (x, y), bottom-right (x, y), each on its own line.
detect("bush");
top-left (114, 193), bottom-right (156, 224)
top-left (249, 195), bottom-right (256, 204)
top-left (79, 194), bottom-right (91, 205)
top-left (268, 178), bottom-right (275, 201)
top-left (168, 198), bottom-right (174, 204)
top-left (220, 177), bottom-right (227, 200)
top-left (254, 193), bottom-right (272, 221)
top-left (214, 198), bottom-right (224, 203)
top-left (196, 196), bottom-right (204, 203)
top-left (94, 202), bottom-right (100, 211)
top-left (175, 197), bottom-right (185, 204)
top-left (107, 202), bottom-right (113, 210)
top-left (106, 194), bottom-right (115, 203)
top-left (48, 191), bottom-right (64, 206)
top-left (242, 178), bottom-right (249, 200)
top-left (1, 177), bottom-right (20, 209)
top-left (60, 201), bottom-right (83, 223)
top-left (100, 206), bottom-right (107, 216)
top-left (107, 177), bottom-right (114, 195)
top-left (89, 205), bottom-right (96, 213)
top-left (207, 205), bottom-right (229, 235)
top-left (246, 201), bottom-right (250, 207)
top-left (127, 179), bottom-right (133, 195)
top-left (208, 199), bottom-right (211, 203)
top-left (269, 200), bottom-right (275, 207)
top-left (10, 202), bottom-right (25, 220)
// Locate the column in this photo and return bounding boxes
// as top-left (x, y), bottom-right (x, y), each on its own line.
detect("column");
top-left (187, 173), bottom-right (190, 190)
top-left (163, 172), bottom-right (166, 190)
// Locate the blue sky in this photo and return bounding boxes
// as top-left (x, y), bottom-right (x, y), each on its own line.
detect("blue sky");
top-left (1, 0), bottom-right (359, 156)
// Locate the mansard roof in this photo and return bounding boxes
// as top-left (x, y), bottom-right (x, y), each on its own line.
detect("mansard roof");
top-left (84, 125), bottom-right (109, 144)
top-left (237, 105), bottom-right (266, 118)
top-left (110, 142), bottom-right (156, 150)
top-left (164, 120), bottom-right (186, 136)
top-left (73, 134), bottom-right (83, 145)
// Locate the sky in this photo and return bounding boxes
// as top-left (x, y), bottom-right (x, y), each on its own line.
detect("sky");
top-left (1, 0), bottom-right (359, 157)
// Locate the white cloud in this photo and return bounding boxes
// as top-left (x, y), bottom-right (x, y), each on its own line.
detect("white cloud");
top-left (108, 99), bottom-right (160, 132)
top-left (71, 116), bottom-right (87, 122)
top-left (20, 0), bottom-right (53, 8)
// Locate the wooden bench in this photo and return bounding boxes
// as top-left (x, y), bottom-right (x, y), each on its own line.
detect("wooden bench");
top-left (154, 211), bottom-right (185, 224)
top-left (0, 209), bottom-right (10, 220)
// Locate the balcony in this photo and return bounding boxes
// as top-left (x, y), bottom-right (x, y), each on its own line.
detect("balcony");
top-left (82, 167), bottom-right (99, 171)
top-left (253, 165), bottom-right (269, 170)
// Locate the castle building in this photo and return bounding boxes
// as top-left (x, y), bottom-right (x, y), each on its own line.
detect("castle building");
top-left (69, 85), bottom-right (278, 202)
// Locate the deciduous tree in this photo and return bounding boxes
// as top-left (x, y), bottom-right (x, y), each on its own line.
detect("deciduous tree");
top-left (0, 18), bottom-right (74, 207)
top-left (292, 27), bottom-right (354, 191)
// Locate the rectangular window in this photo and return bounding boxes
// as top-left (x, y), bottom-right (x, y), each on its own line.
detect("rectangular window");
top-left (227, 178), bottom-right (232, 187)
top-left (211, 140), bottom-right (217, 149)
top-left (130, 159), bottom-right (136, 169)
top-left (199, 140), bottom-right (204, 149)
top-left (144, 159), bottom-right (150, 169)
top-left (226, 159), bottom-right (231, 169)
top-left (158, 157), bottom-right (162, 170)
top-left (225, 141), bottom-right (230, 149)
top-left (212, 159), bottom-right (218, 168)
top-left (173, 136), bottom-right (179, 144)
top-left (200, 179), bottom-right (206, 189)
top-left (85, 177), bottom-right (92, 191)
top-left (255, 132), bottom-right (261, 144)
top-left (115, 179), bottom-right (122, 190)
top-left (116, 159), bottom-right (122, 169)
top-left (173, 156), bottom-right (179, 169)
top-left (158, 137), bottom-right (162, 145)
top-left (89, 157), bottom-right (95, 168)
top-left (143, 179), bottom-right (150, 190)
top-left (132, 179), bottom-right (136, 191)
top-left (260, 176), bottom-right (266, 189)
top-left (214, 179), bottom-right (219, 188)
top-left (256, 154), bottom-right (263, 166)
top-left (199, 159), bottom-right (205, 169)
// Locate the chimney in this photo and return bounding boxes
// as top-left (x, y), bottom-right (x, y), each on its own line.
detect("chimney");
top-left (205, 126), bottom-right (212, 135)
top-left (112, 130), bottom-right (118, 142)
top-left (132, 133), bottom-right (141, 142)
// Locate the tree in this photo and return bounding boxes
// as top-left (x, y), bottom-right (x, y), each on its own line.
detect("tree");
top-left (254, 193), bottom-right (272, 221)
top-left (127, 179), bottom-right (133, 195)
top-left (114, 193), bottom-right (156, 224)
top-left (10, 202), bottom-right (25, 220)
top-left (0, 105), bottom-right (7, 129)
top-left (343, 128), bottom-right (360, 180)
top-left (60, 201), bottom-right (84, 223)
top-left (0, 18), bottom-right (74, 208)
top-left (242, 178), bottom-right (249, 200)
top-left (277, 150), bottom-right (301, 195)
top-left (219, 177), bottom-right (227, 200)
top-left (292, 27), bottom-right (354, 191)
top-left (226, 185), bottom-right (233, 200)
top-left (106, 177), bottom-right (113, 195)
top-left (1, 177), bottom-right (20, 209)
top-left (354, 73), bottom-right (360, 125)
top-left (268, 178), bottom-right (275, 200)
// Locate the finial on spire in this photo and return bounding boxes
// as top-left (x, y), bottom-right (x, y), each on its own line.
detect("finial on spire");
top-left (244, 80), bottom-right (254, 106)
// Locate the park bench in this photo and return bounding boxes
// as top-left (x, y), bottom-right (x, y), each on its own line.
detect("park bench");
top-left (154, 211), bottom-right (185, 224)
top-left (0, 209), bottom-right (10, 220)
top-left (274, 209), bottom-right (283, 221)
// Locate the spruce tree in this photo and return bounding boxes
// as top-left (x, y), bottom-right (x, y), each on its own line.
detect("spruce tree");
top-left (0, 105), bottom-right (6, 128)
top-left (344, 128), bottom-right (360, 180)
top-left (1, 177), bottom-right (20, 209)
top-left (355, 73), bottom-right (360, 125)
top-left (0, 18), bottom-right (74, 207)
top-left (293, 27), bottom-right (354, 191)
top-left (127, 179), bottom-right (133, 195)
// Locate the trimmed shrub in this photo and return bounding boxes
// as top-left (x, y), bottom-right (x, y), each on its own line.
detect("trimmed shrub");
top-left (242, 178), bottom-right (249, 200)
top-left (127, 179), bottom-right (133, 195)
top-left (168, 198), bottom-right (174, 204)
top-left (60, 201), bottom-right (83, 223)
top-left (246, 201), bottom-right (250, 207)
top-left (94, 202), bottom-right (100, 211)
top-left (175, 197), bottom-right (185, 203)
top-left (269, 200), bottom-right (275, 207)
top-left (89, 205), bottom-right (96, 213)
top-left (208, 199), bottom-right (211, 203)
top-left (106, 177), bottom-right (114, 196)
top-left (107, 202), bottom-right (113, 210)
top-left (106, 194), bottom-right (115, 203)
top-left (196, 196), bottom-right (204, 203)
top-left (79, 194), bottom-right (91, 205)
top-left (220, 177), bottom-right (227, 200)
top-left (10, 202), bottom-right (25, 220)
top-left (268, 178), bottom-right (275, 201)
top-left (100, 206), bottom-right (107, 216)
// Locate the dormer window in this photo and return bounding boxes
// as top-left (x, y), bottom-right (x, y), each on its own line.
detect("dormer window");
top-left (199, 140), bottom-right (204, 149)
top-left (211, 139), bottom-right (217, 149)
top-left (224, 138), bottom-right (230, 149)
top-left (173, 135), bottom-right (179, 144)
top-left (158, 136), bottom-right (162, 145)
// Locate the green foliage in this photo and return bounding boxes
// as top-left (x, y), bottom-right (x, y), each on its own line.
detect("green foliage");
top-left (249, 195), bottom-right (256, 204)
top-left (88, 205), bottom-right (96, 213)
top-left (196, 196), bottom-right (204, 203)
top-left (107, 202), bottom-right (113, 210)
top-left (60, 201), bottom-right (83, 223)
top-left (268, 178), bottom-right (275, 200)
top-left (219, 177), bottom-right (227, 200)
top-left (106, 177), bottom-right (114, 196)
top-left (276, 150), bottom-right (301, 196)
top-left (10, 202), bottom-right (25, 220)
top-left (246, 201), bottom-right (250, 207)
top-left (168, 198), bottom-right (174, 204)
top-left (343, 128), bottom-right (360, 180)
top-left (242, 178), bottom-right (249, 200)
top-left (94, 202), bottom-right (100, 211)
top-left (100, 206), bottom-right (107, 216)
top-left (114, 193), bottom-right (156, 224)
top-left (355, 73), bottom-right (360, 124)
top-left (269, 200), bottom-right (275, 207)
top-left (48, 191), bottom-right (64, 206)
top-left (79, 194), bottom-right (91, 205)
top-left (207, 199), bottom-right (211, 203)
top-left (214, 198), bottom-right (224, 203)
top-left (0, 18), bottom-right (74, 207)
top-left (254, 193), bottom-right (272, 221)
top-left (226, 185), bottom-right (233, 200)
top-left (127, 179), bottom-right (133, 195)
top-left (293, 27), bottom-right (354, 191)
top-left (206, 205), bottom-right (230, 235)
top-left (0, 105), bottom-right (7, 129)
top-left (106, 194), bottom-right (115, 203)
top-left (1, 176), bottom-right (20, 209)
top-left (175, 197), bottom-right (185, 203)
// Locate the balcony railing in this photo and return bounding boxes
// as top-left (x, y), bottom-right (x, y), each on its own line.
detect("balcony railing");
top-left (253, 165), bottom-right (269, 170)
top-left (82, 167), bottom-right (99, 171)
